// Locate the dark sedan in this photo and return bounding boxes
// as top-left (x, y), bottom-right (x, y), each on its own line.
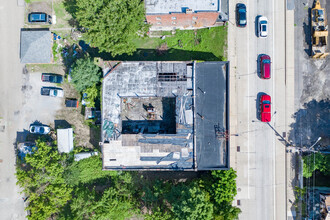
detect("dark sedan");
top-left (41, 73), bottom-right (63, 84)
top-left (236, 3), bottom-right (247, 27)
top-left (28, 12), bottom-right (48, 23)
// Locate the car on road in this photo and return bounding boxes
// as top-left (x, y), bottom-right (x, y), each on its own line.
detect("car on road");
top-left (236, 3), bottom-right (247, 27)
top-left (260, 94), bottom-right (271, 122)
top-left (41, 73), bottom-right (63, 84)
top-left (28, 12), bottom-right (48, 23)
top-left (29, 125), bottom-right (50, 134)
top-left (258, 16), bottom-right (268, 38)
top-left (41, 87), bottom-right (64, 97)
top-left (259, 55), bottom-right (271, 79)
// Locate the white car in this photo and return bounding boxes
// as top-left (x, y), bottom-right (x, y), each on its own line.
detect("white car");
top-left (258, 16), bottom-right (268, 38)
top-left (29, 125), bottom-right (50, 134)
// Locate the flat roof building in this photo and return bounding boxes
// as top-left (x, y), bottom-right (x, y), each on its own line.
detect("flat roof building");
top-left (145, 0), bottom-right (228, 30)
top-left (101, 61), bottom-right (229, 171)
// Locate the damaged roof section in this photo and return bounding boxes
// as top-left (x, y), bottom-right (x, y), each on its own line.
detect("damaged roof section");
top-left (101, 61), bottom-right (229, 171)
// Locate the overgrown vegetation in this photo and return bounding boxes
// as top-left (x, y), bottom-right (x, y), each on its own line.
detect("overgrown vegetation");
top-left (302, 153), bottom-right (330, 178)
top-left (17, 140), bottom-right (240, 219)
top-left (64, 0), bottom-right (149, 56)
top-left (70, 57), bottom-right (101, 92)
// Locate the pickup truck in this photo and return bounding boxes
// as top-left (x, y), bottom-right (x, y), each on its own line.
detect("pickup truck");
top-left (41, 73), bottom-right (63, 83)
top-left (41, 87), bottom-right (64, 97)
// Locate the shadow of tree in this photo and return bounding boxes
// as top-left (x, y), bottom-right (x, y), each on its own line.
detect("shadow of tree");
top-left (62, 0), bottom-right (78, 18)
top-left (289, 99), bottom-right (330, 147)
top-left (86, 47), bottom-right (221, 62)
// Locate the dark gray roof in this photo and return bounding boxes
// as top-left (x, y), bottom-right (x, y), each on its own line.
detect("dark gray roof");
top-left (20, 30), bottom-right (51, 63)
top-left (194, 61), bottom-right (229, 170)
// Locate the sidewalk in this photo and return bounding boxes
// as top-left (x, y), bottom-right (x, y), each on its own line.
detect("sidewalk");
top-left (285, 7), bottom-right (299, 220)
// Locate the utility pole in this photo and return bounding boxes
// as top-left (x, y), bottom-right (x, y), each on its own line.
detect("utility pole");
top-left (286, 137), bottom-right (322, 154)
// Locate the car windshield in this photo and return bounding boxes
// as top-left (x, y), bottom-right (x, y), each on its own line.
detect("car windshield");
top-left (54, 90), bottom-right (58, 96)
top-left (263, 59), bottom-right (270, 63)
top-left (263, 101), bottom-right (271, 104)
top-left (31, 127), bottom-right (35, 132)
top-left (40, 127), bottom-right (44, 133)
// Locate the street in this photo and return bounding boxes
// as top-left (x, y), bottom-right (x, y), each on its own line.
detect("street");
top-left (229, 0), bottom-right (292, 219)
top-left (0, 0), bottom-right (26, 219)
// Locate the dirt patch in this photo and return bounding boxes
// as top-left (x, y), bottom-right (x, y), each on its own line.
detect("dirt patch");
top-left (26, 64), bottom-right (66, 75)
top-left (55, 82), bottom-right (100, 149)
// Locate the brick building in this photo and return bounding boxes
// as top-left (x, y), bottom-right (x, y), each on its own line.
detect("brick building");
top-left (145, 0), bottom-right (228, 30)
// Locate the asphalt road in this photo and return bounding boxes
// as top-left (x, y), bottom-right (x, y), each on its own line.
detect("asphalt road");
top-left (0, 1), bottom-right (62, 219)
top-left (229, 0), bottom-right (287, 219)
top-left (0, 0), bottom-right (26, 219)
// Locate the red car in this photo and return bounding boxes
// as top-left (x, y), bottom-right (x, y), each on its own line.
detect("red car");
top-left (260, 94), bottom-right (271, 122)
top-left (259, 55), bottom-right (271, 79)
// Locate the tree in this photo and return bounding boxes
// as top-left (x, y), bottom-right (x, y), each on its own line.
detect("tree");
top-left (71, 58), bottom-right (101, 92)
top-left (303, 153), bottom-right (330, 178)
top-left (84, 84), bottom-right (99, 108)
top-left (72, 0), bottom-right (149, 56)
top-left (201, 168), bottom-right (241, 220)
top-left (167, 183), bottom-right (214, 220)
top-left (15, 140), bottom-right (73, 219)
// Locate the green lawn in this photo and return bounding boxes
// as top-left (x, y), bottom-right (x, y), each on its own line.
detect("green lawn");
top-left (134, 27), bottom-right (227, 61)
top-left (95, 26), bottom-right (227, 61)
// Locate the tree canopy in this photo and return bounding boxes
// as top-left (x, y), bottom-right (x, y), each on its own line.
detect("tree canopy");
top-left (70, 57), bottom-right (101, 92)
top-left (303, 153), bottom-right (330, 178)
top-left (16, 140), bottom-right (72, 219)
top-left (71, 0), bottom-right (148, 56)
top-left (16, 140), bottom-right (240, 219)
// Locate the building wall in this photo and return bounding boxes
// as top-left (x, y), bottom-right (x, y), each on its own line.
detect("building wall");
top-left (146, 12), bottom-right (220, 30)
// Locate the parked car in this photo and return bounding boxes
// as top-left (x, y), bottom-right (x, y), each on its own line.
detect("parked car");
top-left (260, 94), bottom-right (271, 122)
top-left (29, 125), bottom-right (50, 134)
top-left (41, 73), bottom-right (63, 84)
top-left (41, 87), bottom-right (64, 97)
top-left (258, 16), bottom-right (268, 38)
top-left (28, 12), bottom-right (48, 23)
top-left (259, 55), bottom-right (271, 79)
top-left (236, 3), bottom-right (247, 27)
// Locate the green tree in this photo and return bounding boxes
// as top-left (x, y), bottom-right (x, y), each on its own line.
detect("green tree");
top-left (201, 168), bottom-right (240, 220)
top-left (303, 153), bottom-right (330, 178)
top-left (15, 140), bottom-right (73, 219)
top-left (167, 183), bottom-right (214, 220)
top-left (72, 0), bottom-right (149, 56)
top-left (71, 58), bottom-right (101, 92)
top-left (84, 84), bottom-right (99, 107)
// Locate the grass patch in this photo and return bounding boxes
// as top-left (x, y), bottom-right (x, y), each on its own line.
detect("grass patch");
top-left (52, 41), bottom-right (59, 62)
top-left (53, 0), bottom-right (73, 29)
top-left (93, 26), bottom-right (227, 61)
top-left (163, 27), bottom-right (227, 60)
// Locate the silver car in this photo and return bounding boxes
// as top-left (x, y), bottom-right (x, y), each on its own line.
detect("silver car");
top-left (29, 125), bottom-right (50, 134)
top-left (258, 16), bottom-right (268, 38)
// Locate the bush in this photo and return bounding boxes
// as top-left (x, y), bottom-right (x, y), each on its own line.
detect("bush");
top-left (70, 57), bottom-right (101, 92)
